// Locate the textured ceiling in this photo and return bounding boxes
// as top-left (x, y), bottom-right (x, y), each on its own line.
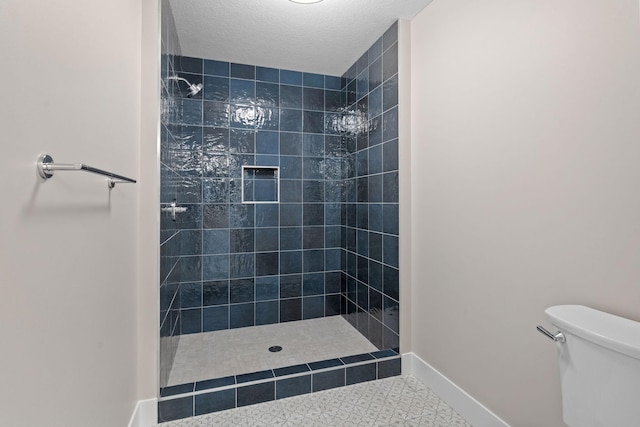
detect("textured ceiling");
top-left (167, 0), bottom-right (433, 77)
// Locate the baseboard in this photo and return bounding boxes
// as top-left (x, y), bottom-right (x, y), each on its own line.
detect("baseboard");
top-left (128, 398), bottom-right (158, 427)
top-left (402, 352), bottom-right (510, 427)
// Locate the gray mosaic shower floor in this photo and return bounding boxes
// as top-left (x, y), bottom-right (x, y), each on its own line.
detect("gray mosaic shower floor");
top-left (168, 316), bottom-right (378, 386)
top-left (159, 375), bottom-right (472, 426)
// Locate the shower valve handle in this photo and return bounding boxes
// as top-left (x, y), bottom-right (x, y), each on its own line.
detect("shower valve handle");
top-left (161, 201), bottom-right (187, 221)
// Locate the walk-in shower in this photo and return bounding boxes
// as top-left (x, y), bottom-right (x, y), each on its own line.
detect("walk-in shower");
top-left (158, 0), bottom-right (401, 421)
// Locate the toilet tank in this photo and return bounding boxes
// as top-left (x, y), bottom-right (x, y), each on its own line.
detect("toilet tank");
top-left (545, 305), bottom-right (640, 427)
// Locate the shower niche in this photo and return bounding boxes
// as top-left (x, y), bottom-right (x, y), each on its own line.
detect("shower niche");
top-left (158, 0), bottom-right (401, 421)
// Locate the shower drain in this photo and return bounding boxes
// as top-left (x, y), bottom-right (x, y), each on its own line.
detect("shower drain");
top-left (268, 345), bottom-right (283, 353)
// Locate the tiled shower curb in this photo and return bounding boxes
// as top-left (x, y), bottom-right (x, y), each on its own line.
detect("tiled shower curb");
top-left (158, 350), bottom-right (401, 423)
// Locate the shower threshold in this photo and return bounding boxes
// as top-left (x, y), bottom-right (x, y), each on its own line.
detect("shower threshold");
top-left (166, 315), bottom-right (378, 387)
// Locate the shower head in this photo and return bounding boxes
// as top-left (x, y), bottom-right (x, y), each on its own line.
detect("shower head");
top-left (168, 75), bottom-right (203, 98)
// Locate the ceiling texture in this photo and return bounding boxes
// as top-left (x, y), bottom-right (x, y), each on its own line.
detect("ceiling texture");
top-left (168, 0), bottom-right (434, 76)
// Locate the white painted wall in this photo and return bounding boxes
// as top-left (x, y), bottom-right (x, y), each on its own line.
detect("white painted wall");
top-left (0, 0), bottom-right (147, 425)
top-left (410, 0), bottom-right (640, 426)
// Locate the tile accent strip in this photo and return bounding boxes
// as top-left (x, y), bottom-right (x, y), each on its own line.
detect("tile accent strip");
top-left (157, 354), bottom-right (401, 423)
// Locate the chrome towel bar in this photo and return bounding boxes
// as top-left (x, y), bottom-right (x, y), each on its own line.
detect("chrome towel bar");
top-left (37, 154), bottom-right (137, 188)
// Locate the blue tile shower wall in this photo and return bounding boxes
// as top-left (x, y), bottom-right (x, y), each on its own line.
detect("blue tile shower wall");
top-left (340, 23), bottom-right (400, 351)
top-left (159, 0), bottom-right (183, 389)
top-left (160, 57), bottom-right (345, 337)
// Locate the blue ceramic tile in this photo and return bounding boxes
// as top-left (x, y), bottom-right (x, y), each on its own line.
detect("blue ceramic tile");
top-left (195, 389), bottom-right (235, 415)
top-left (356, 177), bottom-right (369, 203)
top-left (368, 205), bottom-right (383, 233)
top-left (280, 70), bottom-right (302, 86)
top-left (256, 204), bottom-right (279, 227)
top-left (383, 42), bottom-right (398, 82)
top-left (303, 111), bottom-right (324, 133)
top-left (280, 85), bottom-right (302, 108)
top-left (280, 251), bottom-right (302, 275)
top-left (369, 260), bottom-right (383, 291)
top-left (256, 66), bottom-right (279, 83)
top-left (181, 308), bottom-right (201, 334)
top-left (325, 75), bottom-right (342, 90)
top-left (369, 56), bottom-right (383, 92)
top-left (230, 278), bottom-right (254, 303)
top-left (203, 280), bottom-right (229, 306)
top-left (302, 158), bottom-right (323, 180)
top-left (312, 368), bottom-right (345, 392)
top-left (255, 228), bottom-right (279, 251)
top-left (383, 139), bottom-right (399, 172)
top-left (383, 74), bottom-right (398, 111)
top-left (231, 63), bottom-right (255, 80)
top-left (383, 204), bottom-right (399, 235)
top-left (384, 327), bottom-right (400, 352)
top-left (178, 56), bottom-right (202, 74)
top-left (203, 76), bottom-right (229, 102)
top-left (303, 181), bottom-right (324, 202)
top-left (382, 171), bottom-right (399, 203)
top-left (256, 252), bottom-right (278, 276)
top-left (229, 253), bottom-right (254, 278)
top-left (325, 271), bottom-right (341, 292)
top-left (280, 109), bottom-right (302, 132)
top-left (202, 153), bottom-right (230, 178)
top-left (280, 204), bottom-right (302, 227)
top-left (202, 305), bottom-right (229, 331)
top-left (383, 235), bottom-right (399, 269)
top-left (368, 174), bottom-right (383, 203)
top-left (202, 179), bottom-right (229, 203)
top-left (229, 129), bottom-right (255, 154)
top-left (171, 125), bottom-right (203, 150)
top-left (280, 298), bottom-right (302, 322)
top-left (280, 227), bottom-right (302, 250)
top-left (203, 254), bottom-right (229, 281)
top-left (280, 157), bottom-right (302, 179)
top-left (303, 88), bottom-right (324, 111)
top-left (256, 131), bottom-right (279, 154)
top-left (325, 226), bottom-right (341, 248)
top-left (256, 300), bottom-right (279, 325)
top-left (303, 226), bottom-right (324, 249)
top-left (203, 101), bottom-right (230, 127)
top-left (368, 317), bottom-right (385, 349)
top-left (255, 276), bottom-right (279, 300)
top-left (369, 287), bottom-right (383, 320)
top-left (179, 230), bottom-right (202, 256)
top-left (256, 82), bottom-right (279, 106)
top-left (384, 296), bottom-right (399, 333)
top-left (203, 204), bottom-right (229, 229)
top-left (230, 104), bottom-right (257, 129)
top-left (356, 150), bottom-right (368, 177)
top-left (303, 250), bottom-right (324, 273)
top-left (303, 296), bottom-right (324, 319)
top-left (302, 272), bottom-right (324, 296)
top-left (229, 204), bottom-right (254, 228)
top-left (378, 358), bottom-right (401, 379)
top-left (237, 382), bottom-right (274, 407)
top-left (236, 370), bottom-right (274, 384)
top-left (356, 70), bottom-right (369, 101)
top-left (357, 255), bottom-right (369, 283)
top-left (383, 21), bottom-right (399, 50)
top-left (230, 229), bottom-right (254, 253)
top-left (160, 383), bottom-right (194, 397)
top-left (229, 154), bottom-right (255, 178)
top-left (303, 134), bottom-right (324, 157)
top-left (346, 363), bottom-right (377, 385)
top-left (158, 396), bottom-right (193, 422)
top-left (368, 144), bottom-right (383, 175)
top-left (280, 132), bottom-right (302, 155)
top-left (325, 90), bottom-right (342, 112)
top-left (195, 376), bottom-right (235, 391)
top-left (180, 283), bottom-right (202, 308)
top-left (179, 256), bottom-right (202, 282)
top-left (280, 274), bottom-right (302, 298)
top-left (325, 294), bottom-right (341, 316)
top-left (204, 59), bottom-right (229, 77)
top-left (383, 266), bottom-right (399, 300)
top-left (308, 358), bottom-right (344, 370)
top-left (369, 116), bottom-right (382, 147)
top-left (341, 353), bottom-right (375, 365)
top-left (325, 203), bottom-right (340, 225)
top-left (372, 349), bottom-right (398, 359)
top-left (382, 106), bottom-right (398, 143)
top-left (368, 37), bottom-right (383, 63)
top-left (303, 72), bottom-right (324, 88)
top-left (273, 364), bottom-right (310, 377)
top-left (230, 302), bottom-right (254, 328)
top-left (276, 375), bottom-right (311, 400)
top-left (256, 105), bottom-right (279, 130)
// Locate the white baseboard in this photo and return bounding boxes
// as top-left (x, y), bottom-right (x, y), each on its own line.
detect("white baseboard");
top-left (128, 398), bottom-right (157, 427)
top-left (402, 352), bottom-right (510, 427)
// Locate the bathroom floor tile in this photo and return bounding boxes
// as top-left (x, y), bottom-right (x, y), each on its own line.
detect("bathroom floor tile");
top-left (159, 375), bottom-right (472, 426)
top-left (167, 316), bottom-right (377, 386)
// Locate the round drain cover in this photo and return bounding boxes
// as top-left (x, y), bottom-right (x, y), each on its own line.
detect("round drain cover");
top-left (269, 345), bottom-right (283, 353)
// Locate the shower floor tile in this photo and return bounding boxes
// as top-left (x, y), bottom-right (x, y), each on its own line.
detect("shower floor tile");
top-left (159, 375), bottom-right (473, 427)
top-left (167, 315), bottom-right (378, 386)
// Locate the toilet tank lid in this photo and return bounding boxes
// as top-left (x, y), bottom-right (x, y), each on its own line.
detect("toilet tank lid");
top-left (545, 305), bottom-right (640, 360)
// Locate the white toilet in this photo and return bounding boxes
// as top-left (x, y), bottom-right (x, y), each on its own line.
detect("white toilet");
top-left (541, 305), bottom-right (640, 427)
